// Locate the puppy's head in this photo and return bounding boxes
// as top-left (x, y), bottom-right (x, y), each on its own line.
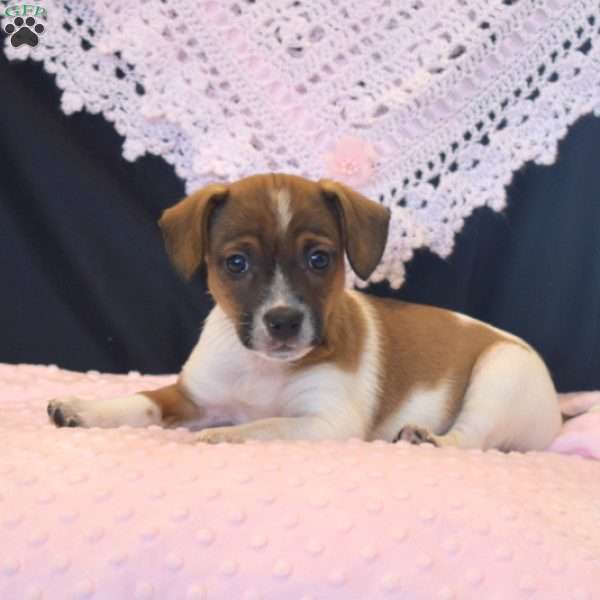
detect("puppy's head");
top-left (159, 174), bottom-right (390, 361)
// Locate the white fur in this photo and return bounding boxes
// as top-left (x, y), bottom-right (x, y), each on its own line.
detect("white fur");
top-left (430, 342), bottom-right (562, 450)
top-left (48, 394), bottom-right (161, 428)
top-left (182, 306), bottom-right (291, 426)
top-left (190, 294), bottom-right (381, 442)
top-left (271, 188), bottom-right (292, 233)
top-left (370, 382), bottom-right (454, 442)
top-left (251, 267), bottom-right (315, 361)
top-left (262, 267), bottom-right (297, 308)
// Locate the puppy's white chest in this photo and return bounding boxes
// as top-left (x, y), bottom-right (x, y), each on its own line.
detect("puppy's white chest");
top-left (181, 308), bottom-right (289, 422)
top-left (222, 359), bottom-right (289, 417)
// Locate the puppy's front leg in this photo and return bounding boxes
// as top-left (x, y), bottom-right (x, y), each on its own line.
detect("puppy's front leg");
top-left (47, 383), bottom-right (201, 428)
top-left (196, 415), bottom-right (351, 444)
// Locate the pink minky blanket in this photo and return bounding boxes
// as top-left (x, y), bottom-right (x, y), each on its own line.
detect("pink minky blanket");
top-left (1, 363), bottom-right (599, 600)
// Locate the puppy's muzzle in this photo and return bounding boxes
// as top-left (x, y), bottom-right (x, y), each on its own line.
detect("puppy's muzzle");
top-left (263, 306), bottom-right (304, 342)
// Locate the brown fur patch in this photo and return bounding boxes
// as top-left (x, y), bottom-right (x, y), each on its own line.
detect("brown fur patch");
top-left (291, 290), bottom-right (366, 372)
top-left (142, 383), bottom-right (202, 425)
top-left (367, 297), bottom-right (530, 429)
top-left (159, 184), bottom-right (229, 279)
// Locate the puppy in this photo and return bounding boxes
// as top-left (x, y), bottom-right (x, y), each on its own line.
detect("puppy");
top-left (48, 174), bottom-right (562, 450)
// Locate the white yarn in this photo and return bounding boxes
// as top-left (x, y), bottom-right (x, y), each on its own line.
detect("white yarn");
top-left (4, 0), bottom-right (600, 287)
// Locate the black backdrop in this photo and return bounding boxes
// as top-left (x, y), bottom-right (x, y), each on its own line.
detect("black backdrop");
top-left (1, 55), bottom-right (599, 391)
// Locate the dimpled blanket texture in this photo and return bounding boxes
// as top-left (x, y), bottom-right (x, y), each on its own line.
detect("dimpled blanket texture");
top-left (1, 364), bottom-right (599, 600)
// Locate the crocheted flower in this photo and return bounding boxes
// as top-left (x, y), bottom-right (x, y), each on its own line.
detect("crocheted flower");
top-left (325, 136), bottom-right (377, 188)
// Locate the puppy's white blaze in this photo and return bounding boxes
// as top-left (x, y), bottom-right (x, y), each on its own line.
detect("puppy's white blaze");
top-left (270, 188), bottom-right (293, 233)
top-left (266, 268), bottom-right (297, 308)
top-left (370, 382), bottom-right (454, 442)
top-left (251, 267), bottom-right (315, 357)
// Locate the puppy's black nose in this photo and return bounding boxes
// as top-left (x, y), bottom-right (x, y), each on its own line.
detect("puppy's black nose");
top-left (264, 307), bottom-right (304, 341)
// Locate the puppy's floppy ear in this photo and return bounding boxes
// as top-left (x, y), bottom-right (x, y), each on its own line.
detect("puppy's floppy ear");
top-left (158, 184), bottom-right (229, 279)
top-left (319, 179), bottom-right (391, 280)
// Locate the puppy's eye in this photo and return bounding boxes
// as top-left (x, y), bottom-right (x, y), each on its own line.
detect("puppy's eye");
top-left (225, 254), bottom-right (248, 274)
top-left (308, 250), bottom-right (330, 271)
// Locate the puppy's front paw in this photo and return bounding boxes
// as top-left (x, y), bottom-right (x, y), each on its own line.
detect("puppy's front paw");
top-left (47, 397), bottom-right (86, 428)
top-left (196, 426), bottom-right (246, 444)
top-left (394, 424), bottom-right (438, 446)
top-left (47, 394), bottom-right (161, 429)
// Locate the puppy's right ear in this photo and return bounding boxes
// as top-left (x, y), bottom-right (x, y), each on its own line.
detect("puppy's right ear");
top-left (158, 184), bottom-right (229, 280)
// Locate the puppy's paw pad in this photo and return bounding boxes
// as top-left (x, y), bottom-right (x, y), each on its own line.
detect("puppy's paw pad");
top-left (47, 398), bottom-right (85, 428)
top-left (195, 427), bottom-right (246, 444)
top-left (394, 425), bottom-right (438, 446)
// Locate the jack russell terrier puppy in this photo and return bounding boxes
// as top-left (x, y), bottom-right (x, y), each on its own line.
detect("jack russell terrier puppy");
top-left (48, 174), bottom-right (562, 450)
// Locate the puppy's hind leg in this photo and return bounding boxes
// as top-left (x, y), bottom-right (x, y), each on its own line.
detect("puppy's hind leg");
top-left (398, 342), bottom-right (562, 451)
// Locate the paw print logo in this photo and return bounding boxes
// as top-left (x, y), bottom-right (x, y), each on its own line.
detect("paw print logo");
top-left (4, 16), bottom-right (45, 47)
